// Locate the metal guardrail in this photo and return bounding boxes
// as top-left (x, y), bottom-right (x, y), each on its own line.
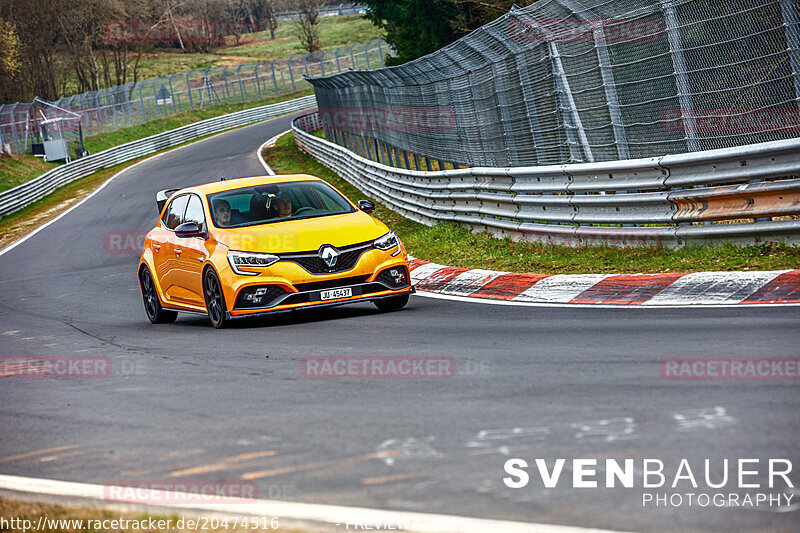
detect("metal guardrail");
top-left (293, 111), bottom-right (800, 248)
top-left (0, 95), bottom-right (317, 218)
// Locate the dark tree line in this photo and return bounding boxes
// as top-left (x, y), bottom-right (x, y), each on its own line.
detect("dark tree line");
top-left (360, 0), bottom-right (520, 65)
top-left (0, 0), bottom-right (321, 104)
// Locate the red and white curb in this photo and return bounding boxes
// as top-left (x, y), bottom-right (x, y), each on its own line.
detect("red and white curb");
top-left (409, 259), bottom-right (800, 307)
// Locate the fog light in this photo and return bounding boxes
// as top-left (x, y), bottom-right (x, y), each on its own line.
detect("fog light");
top-left (389, 268), bottom-right (406, 284)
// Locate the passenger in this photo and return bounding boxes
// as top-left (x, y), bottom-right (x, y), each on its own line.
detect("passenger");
top-left (213, 199), bottom-right (232, 227)
top-left (275, 195), bottom-right (293, 218)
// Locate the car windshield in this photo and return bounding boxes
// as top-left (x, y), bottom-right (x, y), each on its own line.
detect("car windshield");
top-left (207, 180), bottom-right (355, 228)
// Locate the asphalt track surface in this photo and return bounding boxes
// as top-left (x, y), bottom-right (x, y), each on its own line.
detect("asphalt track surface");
top-left (1, 111), bottom-right (799, 533)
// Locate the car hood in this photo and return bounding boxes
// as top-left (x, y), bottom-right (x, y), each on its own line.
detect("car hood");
top-left (211, 210), bottom-right (391, 253)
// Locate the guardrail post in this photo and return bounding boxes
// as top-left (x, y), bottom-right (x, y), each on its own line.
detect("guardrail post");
top-left (661, 0), bottom-right (700, 152)
top-left (780, 0), bottom-right (800, 110)
top-left (424, 156), bottom-right (433, 171)
top-left (401, 149), bottom-right (411, 169)
top-left (372, 138), bottom-right (382, 163)
top-left (384, 141), bottom-right (395, 166)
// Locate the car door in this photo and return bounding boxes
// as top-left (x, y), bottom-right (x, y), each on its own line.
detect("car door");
top-left (172, 194), bottom-right (209, 307)
top-left (158, 194), bottom-right (189, 304)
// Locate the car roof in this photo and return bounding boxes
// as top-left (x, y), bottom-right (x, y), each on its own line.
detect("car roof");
top-left (181, 174), bottom-right (324, 196)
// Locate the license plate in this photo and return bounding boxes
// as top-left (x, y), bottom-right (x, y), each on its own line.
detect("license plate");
top-left (320, 287), bottom-right (352, 301)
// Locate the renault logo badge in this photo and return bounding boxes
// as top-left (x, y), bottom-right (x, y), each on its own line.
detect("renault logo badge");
top-left (319, 245), bottom-right (340, 268)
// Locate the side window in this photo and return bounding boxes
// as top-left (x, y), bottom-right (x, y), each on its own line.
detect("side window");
top-left (163, 195), bottom-right (189, 230)
top-left (183, 194), bottom-right (206, 232)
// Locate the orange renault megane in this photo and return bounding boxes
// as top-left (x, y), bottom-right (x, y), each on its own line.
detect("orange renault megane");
top-left (138, 174), bottom-right (413, 328)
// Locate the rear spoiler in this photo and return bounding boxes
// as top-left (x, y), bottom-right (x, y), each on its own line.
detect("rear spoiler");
top-left (156, 189), bottom-right (181, 214)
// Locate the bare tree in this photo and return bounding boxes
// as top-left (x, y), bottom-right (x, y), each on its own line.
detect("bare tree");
top-left (0, 16), bottom-right (21, 103)
top-left (293, 0), bottom-right (321, 53)
top-left (0, 0), bottom-right (65, 101)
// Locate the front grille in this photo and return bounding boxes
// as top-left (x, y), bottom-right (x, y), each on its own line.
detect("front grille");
top-left (278, 240), bottom-right (373, 274)
top-left (234, 285), bottom-right (290, 309)
top-left (294, 275), bottom-right (370, 293)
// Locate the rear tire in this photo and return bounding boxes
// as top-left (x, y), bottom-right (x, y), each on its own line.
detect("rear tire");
top-left (140, 267), bottom-right (178, 324)
top-left (374, 294), bottom-right (409, 312)
top-left (203, 269), bottom-right (230, 329)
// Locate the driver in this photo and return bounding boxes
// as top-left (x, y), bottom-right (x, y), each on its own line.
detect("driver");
top-left (213, 199), bottom-right (232, 227)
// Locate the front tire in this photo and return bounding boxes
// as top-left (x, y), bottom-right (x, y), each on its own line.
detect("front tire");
top-left (203, 269), bottom-right (229, 329)
top-left (374, 294), bottom-right (409, 312)
top-left (140, 267), bottom-right (178, 324)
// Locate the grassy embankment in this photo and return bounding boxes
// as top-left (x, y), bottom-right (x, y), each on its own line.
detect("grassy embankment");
top-left (262, 132), bottom-right (800, 274)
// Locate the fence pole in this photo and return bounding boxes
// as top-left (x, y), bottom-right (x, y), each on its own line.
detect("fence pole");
top-left (236, 65), bottom-right (245, 102)
top-left (549, 42), bottom-right (594, 162)
top-left (222, 66), bottom-right (231, 103)
top-left (186, 71), bottom-right (195, 109)
top-left (364, 42), bottom-right (371, 68)
top-left (661, 0), bottom-right (700, 152)
top-left (377, 37), bottom-right (385, 66)
top-left (270, 60), bottom-right (279, 96)
top-left (779, 0), bottom-right (800, 111)
top-left (168, 74), bottom-right (178, 113)
top-left (288, 58), bottom-right (297, 92)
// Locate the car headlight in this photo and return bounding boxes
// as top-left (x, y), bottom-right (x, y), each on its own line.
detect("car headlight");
top-left (374, 231), bottom-right (399, 251)
top-left (227, 250), bottom-right (280, 276)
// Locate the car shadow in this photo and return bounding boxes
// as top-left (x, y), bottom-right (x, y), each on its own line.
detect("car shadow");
top-left (174, 302), bottom-right (414, 329)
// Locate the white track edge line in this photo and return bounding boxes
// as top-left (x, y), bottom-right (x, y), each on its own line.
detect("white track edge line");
top-left (0, 119), bottom-right (298, 258)
top-left (0, 474), bottom-right (634, 533)
top-left (257, 130), bottom-right (292, 175)
top-left (411, 289), bottom-right (800, 309)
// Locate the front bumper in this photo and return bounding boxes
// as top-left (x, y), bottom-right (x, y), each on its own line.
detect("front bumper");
top-left (221, 246), bottom-right (412, 318)
top-left (227, 284), bottom-right (414, 320)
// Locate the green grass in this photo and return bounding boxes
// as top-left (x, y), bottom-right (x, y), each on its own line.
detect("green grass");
top-left (0, 154), bottom-right (59, 192)
top-left (82, 88), bottom-right (313, 154)
top-left (263, 132), bottom-right (800, 274)
top-left (60, 15), bottom-right (381, 93)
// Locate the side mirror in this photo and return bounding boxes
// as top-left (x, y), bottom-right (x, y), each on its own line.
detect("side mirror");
top-left (358, 200), bottom-right (376, 214)
top-left (175, 222), bottom-right (205, 239)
